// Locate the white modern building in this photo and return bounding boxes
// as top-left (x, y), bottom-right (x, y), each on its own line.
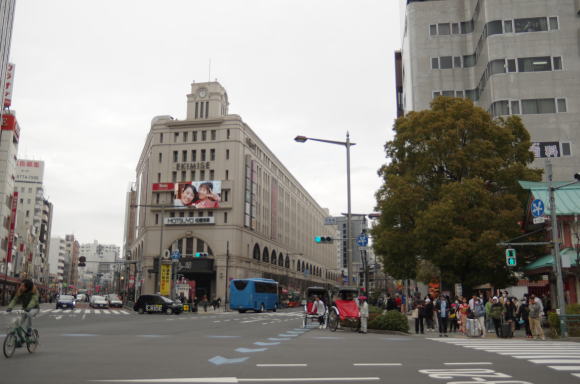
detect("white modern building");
top-left (78, 240), bottom-right (120, 290)
top-left (399, 0), bottom-right (580, 181)
top-left (48, 237), bottom-right (65, 284)
top-left (0, 0), bottom-right (16, 119)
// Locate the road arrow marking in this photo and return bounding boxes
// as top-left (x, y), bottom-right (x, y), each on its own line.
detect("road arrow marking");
top-left (208, 356), bottom-right (250, 366)
top-left (254, 342), bottom-right (280, 346)
top-left (206, 335), bottom-right (241, 339)
top-left (278, 334), bottom-right (297, 337)
top-left (268, 338), bottom-right (290, 341)
top-left (235, 347), bottom-right (268, 353)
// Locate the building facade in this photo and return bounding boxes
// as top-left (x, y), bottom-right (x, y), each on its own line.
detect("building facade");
top-left (400, 0), bottom-right (580, 181)
top-left (48, 237), bottom-right (65, 291)
top-left (78, 240), bottom-right (120, 293)
top-left (0, 0), bottom-right (16, 119)
top-left (125, 81), bottom-right (340, 302)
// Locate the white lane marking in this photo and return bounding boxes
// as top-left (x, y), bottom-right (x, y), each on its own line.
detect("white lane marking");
top-left (41, 309), bottom-right (52, 313)
top-left (444, 362), bottom-right (493, 366)
top-left (102, 310), bottom-right (111, 314)
top-left (353, 363), bottom-right (402, 366)
top-left (529, 359), bottom-right (580, 364)
top-left (85, 309), bottom-right (92, 315)
top-left (94, 309), bottom-right (101, 314)
top-left (256, 364), bottom-right (307, 367)
top-left (513, 355), bottom-right (580, 359)
top-left (74, 309), bottom-right (82, 314)
top-left (548, 366), bottom-right (580, 371)
top-left (214, 321), bottom-right (222, 323)
top-left (120, 310), bottom-right (130, 315)
top-left (62, 333), bottom-right (97, 337)
top-left (111, 310), bottom-right (120, 314)
top-left (52, 309), bottom-right (62, 313)
top-left (90, 377), bottom-right (380, 383)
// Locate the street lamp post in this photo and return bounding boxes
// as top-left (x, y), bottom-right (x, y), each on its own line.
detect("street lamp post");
top-left (294, 133), bottom-right (356, 286)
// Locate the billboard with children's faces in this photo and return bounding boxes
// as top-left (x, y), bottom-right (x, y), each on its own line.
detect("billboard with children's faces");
top-left (173, 180), bottom-right (222, 209)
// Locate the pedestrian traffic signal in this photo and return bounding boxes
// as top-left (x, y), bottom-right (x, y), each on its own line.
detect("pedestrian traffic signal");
top-left (505, 248), bottom-right (516, 267)
top-left (195, 252), bottom-right (208, 258)
top-left (314, 236), bottom-right (333, 244)
top-left (78, 256), bottom-right (86, 267)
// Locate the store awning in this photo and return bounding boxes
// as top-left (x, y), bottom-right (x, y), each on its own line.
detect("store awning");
top-left (523, 248), bottom-right (580, 271)
top-left (518, 181), bottom-right (580, 215)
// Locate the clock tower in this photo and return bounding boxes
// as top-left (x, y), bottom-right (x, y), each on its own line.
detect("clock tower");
top-left (186, 81), bottom-right (229, 120)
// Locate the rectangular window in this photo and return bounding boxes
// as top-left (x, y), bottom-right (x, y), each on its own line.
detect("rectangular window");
top-left (192, 150), bottom-right (197, 161)
top-left (226, 149), bottom-right (230, 160)
top-left (549, 17), bottom-right (559, 30)
top-left (455, 90), bottom-right (464, 98)
top-left (433, 91), bottom-right (441, 98)
top-left (225, 170), bottom-right (229, 180)
top-left (515, 17), bottom-right (548, 33)
top-left (227, 129), bottom-right (230, 139)
top-left (202, 131), bottom-right (207, 141)
top-left (487, 20), bottom-right (503, 36)
top-left (561, 142), bottom-right (572, 156)
top-left (431, 57), bottom-right (439, 69)
top-left (522, 98), bottom-right (556, 114)
top-left (460, 20), bottom-right (474, 34)
top-left (490, 100), bottom-right (510, 117)
top-left (463, 54), bottom-right (475, 68)
top-left (489, 59), bottom-right (506, 75)
top-left (174, 132), bottom-right (179, 143)
top-left (181, 171), bottom-right (186, 181)
top-left (517, 57), bottom-right (551, 72)
top-left (173, 151), bottom-right (178, 162)
top-left (182, 150), bottom-right (187, 162)
top-left (504, 20), bottom-right (513, 33)
top-left (191, 170), bottom-right (196, 181)
top-left (224, 190), bottom-right (229, 202)
top-left (192, 131), bottom-right (198, 141)
top-left (439, 56), bottom-right (453, 69)
top-left (224, 212), bottom-right (228, 224)
top-left (183, 132), bottom-right (188, 142)
top-left (158, 153), bottom-right (162, 162)
top-left (438, 23), bottom-right (450, 35)
top-left (160, 133), bottom-right (164, 143)
top-left (453, 56), bottom-right (461, 68)
top-left (210, 149), bottom-right (215, 161)
top-left (155, 214), bottom-right (159, 225)
top-left (200, 170), bottom-right (205, 180)
top-left (211, 130), bottom-right (216, 140)
top-left (451, 23), bottom-right (460, 34)
top-left (201, 149), bottom-right (206, 161)
top-left (172, 172), bottom-right (177, 183)
top-left (442, 90), bottom-right (454, 97)
top-left (507, 59), bottom-right (516, 72)
top-left (156, 193), bottom-right (160, 204)
top-left (510, 100), bottom-right (520, 115)
top-left (430, 24), bottom-right (437, 36)
top-left (157, 173), bottom-right (161, 182)
top-left (557, 98), bottom-right (567, 112)
top-left (209, 170), bottom-right (215, 179)
top-left (553, 56), bottom-right (562, 70)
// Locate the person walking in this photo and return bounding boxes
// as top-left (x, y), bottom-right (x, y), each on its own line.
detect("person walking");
top-left (529, 297), bottom-right (545, 340)
top-left (313, 296), bottom-right (326, 329)
top-left (517, 297), bottom-right (531, 338)
top-left (490, 297), bottom-right (504, 337)
top-left (458, 297), bottom-right (470, 334)
top-left (485, 296), bottom-right (493, 333)
top-left (435, 295), bottom-right (449, 337)
top-left (424, 298), bottom-right (435, 331)
top-left (202, 295), bottom-right (209, 312)
top-left (413, 299), bottom-right (425, 334)
top-left (473, 298), bottom-right (486, 337)
top-left (359, 296), bottom-right (369, 334)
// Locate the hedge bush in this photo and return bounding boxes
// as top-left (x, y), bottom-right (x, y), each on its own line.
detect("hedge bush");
top-left (368, 310), bottom-right (409, 333)
top-left (548, 304), bottom-right (580, 337)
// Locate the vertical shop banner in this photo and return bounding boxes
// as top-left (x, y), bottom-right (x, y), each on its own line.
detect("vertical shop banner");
top-left (6, 192), bottom-right (18, 263)
top-left (3, 63), bottom-right (14, 108)
top-left (160, 264), bottom-right (171, 296)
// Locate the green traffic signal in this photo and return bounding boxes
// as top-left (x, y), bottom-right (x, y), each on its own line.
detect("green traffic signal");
top-left (195, 252), bottom-right (208, 258)
top-left (314, 236), bottom-right (332, 243)
top-left (505, 248), bottom-right (516, 266)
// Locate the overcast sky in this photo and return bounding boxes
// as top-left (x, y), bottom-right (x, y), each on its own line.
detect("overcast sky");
top-left (9, 0), bottom-right (401, 246)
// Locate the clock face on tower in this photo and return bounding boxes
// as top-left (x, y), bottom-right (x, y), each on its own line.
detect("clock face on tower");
top-left (198, 88), bottom-right (208, 98)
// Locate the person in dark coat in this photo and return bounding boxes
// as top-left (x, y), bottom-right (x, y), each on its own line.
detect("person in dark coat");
top-left (424, 298), bottom-right (435, 331)
top-left (413, 299), bottom-right (425, 334)
top-left (516, 297), bottom-right (531, 338)
top-left (385, 294), bottom-right (396, 311)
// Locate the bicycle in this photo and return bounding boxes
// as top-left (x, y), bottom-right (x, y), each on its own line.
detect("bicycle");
top-left (3, 310), bottom-right (39, 358)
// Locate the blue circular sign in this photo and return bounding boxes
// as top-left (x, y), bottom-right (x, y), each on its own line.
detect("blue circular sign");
top-left (357, 234), bottom-right (369, 247)
top-left (531, 199), bottom-right (545, 218)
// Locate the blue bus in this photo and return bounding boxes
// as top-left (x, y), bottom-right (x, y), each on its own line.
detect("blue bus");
top-left (229, 278), bottom-right (279, 313)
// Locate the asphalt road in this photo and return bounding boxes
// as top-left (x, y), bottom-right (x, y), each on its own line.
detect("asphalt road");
top-left (2, 303), bottom-right (580, 384)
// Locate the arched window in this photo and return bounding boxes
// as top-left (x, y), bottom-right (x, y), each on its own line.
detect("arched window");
top-left (271, 250), bottom-right (277, 265)
top-left (279, 254), bottom-right (284, 267)
top-left (297, 260), bottom-right (301, 272)
top-left (262, 247), bottom-right (269, 263)
top-left (285, 255), bottom-right (290, 268)
top-left (253, 244), bottom-right (261, 260)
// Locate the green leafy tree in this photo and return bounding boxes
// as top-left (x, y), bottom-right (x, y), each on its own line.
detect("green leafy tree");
top-left (372, 97), bottom-right (541, 289)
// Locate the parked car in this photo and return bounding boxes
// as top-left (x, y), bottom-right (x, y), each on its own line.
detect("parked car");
top-left (133, 294), bottom-right (183, 315)
top-left (106, 294), bottom-right (123, 308)
top-left (90, 295), bottom-right (109, 308)
top-left (56, 295), bottom-right (76, 310)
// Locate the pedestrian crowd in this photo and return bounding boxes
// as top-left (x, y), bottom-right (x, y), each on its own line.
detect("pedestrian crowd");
top-left (408, 291), bottom-right (548, 340)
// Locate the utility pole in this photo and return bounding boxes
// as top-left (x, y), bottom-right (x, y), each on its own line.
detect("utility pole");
top-left (224, 240), bottom-right (229, 312)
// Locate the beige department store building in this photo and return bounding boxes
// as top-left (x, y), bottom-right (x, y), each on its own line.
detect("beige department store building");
top-left (124, 82), bottom-right (340, 303)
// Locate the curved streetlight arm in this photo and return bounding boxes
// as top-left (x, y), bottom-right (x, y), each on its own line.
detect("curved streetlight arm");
top-left (294, 135), bottom-right (356, 147)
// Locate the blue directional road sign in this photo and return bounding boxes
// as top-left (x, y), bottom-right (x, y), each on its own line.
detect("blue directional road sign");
top-left (357, 233), bottom-right (369, 247)
top-left (531, 199), bottom-right (545, 218)
top-left (171, 250), bottom-right (181, 260)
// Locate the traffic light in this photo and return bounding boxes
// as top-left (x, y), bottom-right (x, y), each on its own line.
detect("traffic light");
top-left (314, 236), bottom-right (333, 244)
top-left (78, 256), bottom-right (86, 267)
top-left (505, 248), bottom-right (517, 267)
top-left (195, 252), bottom-right (209, 258)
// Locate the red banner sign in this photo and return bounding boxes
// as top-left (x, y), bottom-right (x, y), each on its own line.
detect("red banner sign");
top-left (3, 63), bottom-right (14, 108)
top-left (6, 192), bottom-right (18, 263)
top-left (152, 183), bottom-right (174, 191)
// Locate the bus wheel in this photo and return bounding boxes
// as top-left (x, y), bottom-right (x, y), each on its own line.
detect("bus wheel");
top-left (238, 309), bottom-right (246, 314)
top-left (258, 304), bottom-right (265, 313)
top-left (273, 304), bottom-right (277, 312)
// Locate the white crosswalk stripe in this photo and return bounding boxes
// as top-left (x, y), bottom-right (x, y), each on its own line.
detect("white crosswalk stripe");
top-left (431, 337), bottom-right (580, 379)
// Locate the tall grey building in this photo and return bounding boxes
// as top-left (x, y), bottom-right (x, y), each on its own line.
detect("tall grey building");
top-left (399, 0), bottom-right (580, 181)
top-left (0, 0), bottom-right (16, 117)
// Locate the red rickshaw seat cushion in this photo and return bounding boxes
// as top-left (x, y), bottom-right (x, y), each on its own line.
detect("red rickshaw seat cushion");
top-left (335, 300), bottom-right (359, 320)
top-left (306, 302), bottom-right (318, 315)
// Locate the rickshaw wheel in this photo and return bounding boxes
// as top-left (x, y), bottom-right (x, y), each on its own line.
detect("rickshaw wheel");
top-left (328, 311), bottom-right (338, 332)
